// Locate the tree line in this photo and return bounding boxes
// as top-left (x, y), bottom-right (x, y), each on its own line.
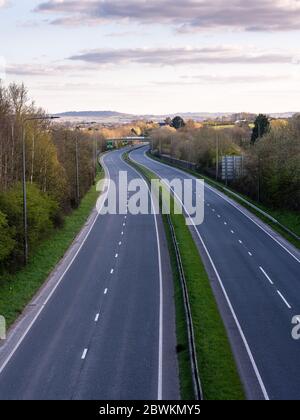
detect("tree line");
top-left (0, 82), bottom-right (105, 268)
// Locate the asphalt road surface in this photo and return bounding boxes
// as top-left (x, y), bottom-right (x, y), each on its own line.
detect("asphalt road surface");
top-left (130, 146), bottom-right (300, 401)
top-left (0, 148), bottom-right (179, 401)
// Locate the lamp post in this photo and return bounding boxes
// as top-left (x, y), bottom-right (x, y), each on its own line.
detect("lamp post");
top-left (90, 127), bottom-right (99, 178)
top-left (22, 115), bottom-right (59, 265)
top-left (215, 131), bottom-right (220, 181)
top-left (79, 122), bottom-right (99, 179)
top-left (75, 126), bottom-right (81, 207)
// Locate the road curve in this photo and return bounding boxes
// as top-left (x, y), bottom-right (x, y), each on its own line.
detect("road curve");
top-left (0, 148), bottom-right (179, 400)
top-left (130, 146), bottom-right (300, 401)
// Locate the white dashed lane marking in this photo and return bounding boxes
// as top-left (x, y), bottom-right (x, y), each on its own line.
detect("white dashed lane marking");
top-left (81, 349), bottom-right (88, 360)
top-left (259, 267), bottom-right (274, 285)
top-left (277, 290), bottom-right (292, 309)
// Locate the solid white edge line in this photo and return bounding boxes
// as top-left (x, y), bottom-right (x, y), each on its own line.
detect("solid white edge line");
top-left (144, 152), bottom-right (300, 264)
top-left (133, 150), bottom-right (270, 401)
top-left (259, 267), bottom-right (274, 285)
top-left (122, 155), bottom-right (164, 401)
top-left (0, 154), bottom-right (112, 376)
top-left (277, 290), bottom-right (292, 309)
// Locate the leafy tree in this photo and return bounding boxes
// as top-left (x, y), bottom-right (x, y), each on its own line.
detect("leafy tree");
top-left (171, 116), bottom-right (186, 130)
top-left (251, 114), bottom-right (270, 144)
top-left (0, 211), bottom-right (15, 263)
top-left (0, 183), bottom-right (58, 259)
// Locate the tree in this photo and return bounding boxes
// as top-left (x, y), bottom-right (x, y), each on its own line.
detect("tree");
top-left (171, 116), bottom-right (186, 130)
top-left (0, 183), bottom-right (59, 260)
top-left (251, 114), bottom-right (270, 144)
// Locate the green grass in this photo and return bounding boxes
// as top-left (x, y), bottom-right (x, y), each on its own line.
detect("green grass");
top-left (148, 153), bottom-right (300, 249)
top-left (126, 153), bottom-right (245, 400)
top-left (0, 167), bottom-right (105, 329)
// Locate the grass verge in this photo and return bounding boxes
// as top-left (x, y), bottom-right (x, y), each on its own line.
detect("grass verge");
top-left (147, 153), bottom-right (300, 249)
top-left (125, 152), bottom-right (245, 400)
top-left (0, 166), bottom-right (104, 329)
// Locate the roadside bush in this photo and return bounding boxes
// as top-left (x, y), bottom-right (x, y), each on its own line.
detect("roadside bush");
top-left (0, 210), bottom-right (15, 264)
top-left (0, 183), bottom-right (59, 260)
top-left (238, 124), bottom-right (300, 210)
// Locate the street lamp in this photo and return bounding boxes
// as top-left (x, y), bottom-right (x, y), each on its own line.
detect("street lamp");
top-left (82, 122), bottom-right (100, 178)
top-left (22, 115), bottom-right (60, 265)
top-left (74, 126), bottom-right (81, 207)
top-left (215, 131), bottom-right (220, 181)
top-left (88, 126), bottom-right (99, 178)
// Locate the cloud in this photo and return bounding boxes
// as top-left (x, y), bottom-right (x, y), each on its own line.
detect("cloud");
top-left (160, 74), bottom-right (288, 85)
top-left (68, 46), bottom-right (294, 66)
top-left (5, 63), bottom-right (88, 76)
top-left (35, 0), bottom-right (300, 32)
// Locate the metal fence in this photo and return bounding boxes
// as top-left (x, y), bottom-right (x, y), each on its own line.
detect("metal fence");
top-left (160, 154), bottom-right (198, 171)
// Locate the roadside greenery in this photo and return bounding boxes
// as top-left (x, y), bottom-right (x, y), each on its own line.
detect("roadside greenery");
top-left (150, 114), bottom-right (300, 214)
top-left (0, 82), bottom-right (106, 269)
top-left (0, 167), bottom-right (104, 328)
top-left (126, 152), bottom-right (245, 400)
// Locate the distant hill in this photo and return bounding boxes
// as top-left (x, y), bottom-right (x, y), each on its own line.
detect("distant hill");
top-left (55, 110), bottom-right (298, 124)
top-left (55, 110), bottom-right (233, 123)
top-left (55, 111), bottom-right (132, 118)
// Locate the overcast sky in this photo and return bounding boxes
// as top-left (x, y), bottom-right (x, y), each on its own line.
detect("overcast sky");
top-left (1, 0), bottom-right (300, 114)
